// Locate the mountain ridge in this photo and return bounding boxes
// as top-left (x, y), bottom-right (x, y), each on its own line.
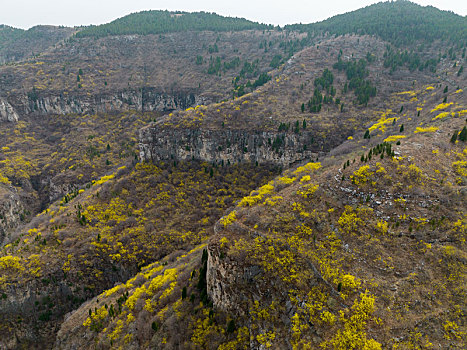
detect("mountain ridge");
top-left (0, 1), bottom-right (465, 348)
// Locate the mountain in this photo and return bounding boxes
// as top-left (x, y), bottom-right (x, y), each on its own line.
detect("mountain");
top-left (75, 10), bottom-right (273, 38)
top-left (286, 0), bottom-right (467, 47)
top-left (0, 25), bottom-right (75, 64)
top-left (57, 81), bottom-right (467, 350)
top-left (0, 1), bottom-right (466, 349)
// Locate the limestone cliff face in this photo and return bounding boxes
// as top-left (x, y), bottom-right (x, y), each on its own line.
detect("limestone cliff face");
top-left (207, 236), bottom-right (250, 316)
top-left (139, 124), bottom-right (326, 167)
top-left (0, 98), bottom-right (19, 122)
top-left (206, 221), bottom-right (295, 319)
top-left (0, 185), bottom-right (23, 246)
top-left (3, 88), bottom-right (208, 118)
top-left (207, 239), bottom-right (264, 317)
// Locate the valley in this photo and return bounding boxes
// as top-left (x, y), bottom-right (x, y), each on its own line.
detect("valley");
top-left (0, 2), bottom-right (466, 349)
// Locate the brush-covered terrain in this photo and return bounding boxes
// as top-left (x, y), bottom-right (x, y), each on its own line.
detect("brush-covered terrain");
top-left (55, 76), bottom-right (467, 350)
top-left (0, 1), bottom-right (466, 349)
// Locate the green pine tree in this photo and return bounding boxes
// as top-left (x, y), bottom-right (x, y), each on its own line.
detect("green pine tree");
top-left (459, 126), bottom-right (467, 142)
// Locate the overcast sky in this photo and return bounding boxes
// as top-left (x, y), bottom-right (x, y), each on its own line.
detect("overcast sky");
top-left (1, 0), bottom-right (466, 29)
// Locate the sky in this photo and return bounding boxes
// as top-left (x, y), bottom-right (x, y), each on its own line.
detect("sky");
top-left (1, 0), bottom-right (466, 29)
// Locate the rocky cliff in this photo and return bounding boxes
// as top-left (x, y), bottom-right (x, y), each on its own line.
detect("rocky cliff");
top-left (0, 185), bottom-right (23, 245)
top-left (0, 98), bottom-right (19, 122)
top-left (138, 124), bottom-right (334, 166)
top-left (1, 88), bottom-right (208, 120)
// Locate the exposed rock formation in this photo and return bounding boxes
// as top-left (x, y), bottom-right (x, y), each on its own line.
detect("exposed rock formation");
top-left (139, 125), bottom-right (326, 166)
top-left (0, 185), bottom-right (23, 246)
top-left (0, 98), bottom-right (19, 122)
top-left (8, 89), bottom-right (209, 116)
top-left (206, 234), bottom-right (263, 317)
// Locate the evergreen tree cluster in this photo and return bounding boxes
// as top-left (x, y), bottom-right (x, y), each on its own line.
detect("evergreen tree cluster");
top-left (304, 69), bottom-right (338, 113)
top-left (334, 57), bottom-right (376, 105)
top-left (0, 25), bottom-right (24, 47)
top-left (307, 89), bottom-right (323, 113)
top-left (451, 127), bottom-right (467, 143)
top-left (383, 46), bottom-right (438, 73)
top-left (207, 57), bottom-right (222, 75)
top-left (75, 11), bottom-right (271, 38)
top-left (269, 54), bottom-right (283, 68)
top-left (360, 142), bottom-right (395, 163)
top-left (277, 119), bottom-right (307, 133)
top-left (0, 25), bottom-right (74, 63)
top-left (278, 35), bottom-right (314, 59)
top-left (239, 60), bottom-right (260, 79)
top-left (232, 60), bottom-right (270, 97)
top-left (314, 68), bottom-right (334, 91)
top-left (285, 1), bottom-right (467, 47)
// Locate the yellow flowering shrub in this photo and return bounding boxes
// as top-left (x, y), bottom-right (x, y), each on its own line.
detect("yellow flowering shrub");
top-left (93, 174), bottom-right (115, 186)
top-left (431, 102), bottom-right (452, 113)
top-left (452, 161), bottom-right (467, 177)
top-left (297, 184), bottom-right (319, 198)
top-left (323, 291), bottom-right (381, 350)
top-left (293, 162), bottom-right (322, 175)
top-left (414, 126), bottom-right (439, 133)
top-left (220, 210), bottom-right (237, 227)
top-left (264, 196), bottom-right (283, 206)
top-left (147, 268), bottom-right (178, 296)
top-left (432, 112), bottom-right (450, 120)
top-left (239, 183), bottom-right (274, 206)
top-left (383, 135), bottom-right (406, 143)
top-left (0, 173), bottom-right (11, 184)
top-left (277, 176), bottom-right (296, 185)
top-left (0, 256), bottom-right (23, 271)
top-left (369, 117), bottom-right (396, 133)
top-left (340, 274), bottom-right (360, 291)
top-left (83, 305), bottom-right (109, 331)
top-left (375, 220), bottom-right (388, 235)
top-left (338, 206), bottom-right (372, 234)
top-left (351, 166), bottom-right (373, 185)
top-left (257, 331), bottom-right (276, 348)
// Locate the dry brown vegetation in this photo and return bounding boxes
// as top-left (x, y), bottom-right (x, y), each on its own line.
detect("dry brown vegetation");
top-left (0, 12), bottom-right (465, 349)
top-left (50, 81), bottom-right (467, 350)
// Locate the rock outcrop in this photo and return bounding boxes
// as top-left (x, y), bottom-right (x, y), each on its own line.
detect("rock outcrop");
top-left (139, 125), bottom-right (326, 167)
top-left (0, 98), bottom-right (19, 122)
top-left (207, 233), bottom-right (250, 316)
top-left (0, 185), bottom-right (23, 246)
top-left (7, 89), bottom-right (208, 117)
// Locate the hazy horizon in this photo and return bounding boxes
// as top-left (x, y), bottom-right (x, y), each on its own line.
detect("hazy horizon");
top-left (1, 0), bottom-right (466, 30)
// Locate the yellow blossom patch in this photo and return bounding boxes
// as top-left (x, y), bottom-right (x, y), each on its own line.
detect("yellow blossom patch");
top-left (432, 112), bottom-right (450, 120)
top-left (383, 135), bottom-right (406, 143)
top-left (431, 102), bottom-right (452, 113)
top-left (414, 126), bottom-right (439, 133)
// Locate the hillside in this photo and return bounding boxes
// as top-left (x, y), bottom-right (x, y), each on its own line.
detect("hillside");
top-left (140, 34), bottom-right (464, 166)
top-left (0, 25), bottom-right (75, 64)
top-left (76, 10), bottom-right (272, 38)
top-left (0, 28), bottom-right (306, 231)
top-left (54, 73), bottom-right (467, 349)
top-left (0, 29), bottom-right (306, 115)
top-left (286, 0), bottom-right (467, 47)
top-left (0, 1), bottom-right (466, 349)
